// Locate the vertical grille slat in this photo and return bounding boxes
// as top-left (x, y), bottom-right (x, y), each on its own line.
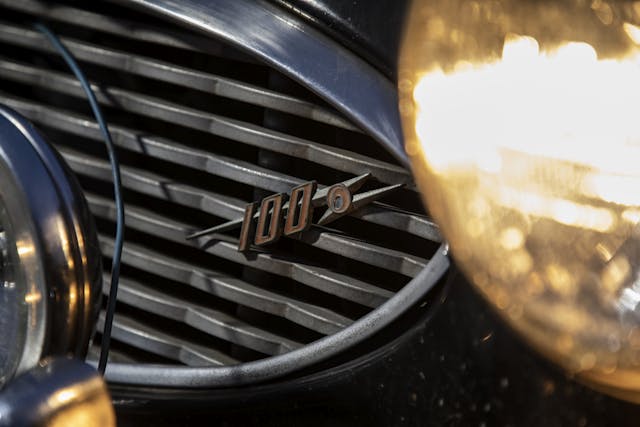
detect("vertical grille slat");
top-left (0, 1), bottom-right (444, 371)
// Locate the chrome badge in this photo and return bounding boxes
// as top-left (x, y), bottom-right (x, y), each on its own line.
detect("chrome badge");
top-left (187, 173), bottom-right (403, 251)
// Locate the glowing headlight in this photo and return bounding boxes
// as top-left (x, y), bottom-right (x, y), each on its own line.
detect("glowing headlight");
top-left (0, 107), bottom-right (101, 388)
top-left (399, 0), bottom-right (640, 400)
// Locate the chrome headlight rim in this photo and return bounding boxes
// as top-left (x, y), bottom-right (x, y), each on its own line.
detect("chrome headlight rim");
top-left (0, 106), bottom-right (102, 387)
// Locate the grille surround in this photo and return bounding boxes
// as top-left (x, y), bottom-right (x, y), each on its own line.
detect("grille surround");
top-left (0, 0), bottom-right (449, 388)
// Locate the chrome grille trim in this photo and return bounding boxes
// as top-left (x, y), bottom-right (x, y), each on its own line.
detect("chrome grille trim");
top-left (66, 150), bottom-right (247, 220)
top-left (0, 95), bottom-right (441, 240)
top-left (125, 0), bottom-right (407, 163)
top-left (0, 19), bottom-right (358, 131)
top-left (0, 53), bottom-right (409, 184)
top-left (104, 275), bottom-right (303, 356)
top-left (99, 237), bottom-right (354, 333)
top-left (296, 228), bottom-right (428, 278)
top-left (88, 194), bottom-right (397, 306)
top-left (88, 345), bottom-right (135, 364)
top-left (96, 313), bottom-right (240, 366)
top-left (0, 0), bottom-right (230, 54)
top-left (0, 95), bottom-right (304, 194)
top-left (0, 0), bottom-right (449, 387)
top-left (63, 149), bottom-right (428, 277)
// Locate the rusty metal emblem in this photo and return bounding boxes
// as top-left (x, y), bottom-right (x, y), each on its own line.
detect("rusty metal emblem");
top-left (186, 173), bottom-right (403, 251)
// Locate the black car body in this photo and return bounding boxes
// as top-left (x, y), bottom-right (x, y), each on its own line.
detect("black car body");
top-left (1, 0), bottom-right (640, 425)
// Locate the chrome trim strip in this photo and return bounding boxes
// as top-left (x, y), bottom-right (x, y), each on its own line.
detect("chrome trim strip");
top-left (98, 237), bottom-right (353, 335)
top-left (96, 313), bottom-right (239, 366)
top-left (118, 0), bottom-right (409, 166)
top-left (0, 94), bottom-right (440, 241)
top-left (99, 245), bottom-right (449, 387)
top-left (85, 193), bottom-right (395, 309)
top-left (103, 274), bottom-right (304, 356)
top-left (0, 16), bottom-right (358, 131)
top-left (0, 55), bottom-right (408, 185)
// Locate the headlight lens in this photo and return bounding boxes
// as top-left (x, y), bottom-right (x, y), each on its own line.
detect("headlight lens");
top-left (0, 206), bottom-right (21, 385)
top-left (399, 0), bottom-right (640, 400)
top-left (0, 107), bottom-right (101, 389)
top-left (0, 202), bottom-right (42, 388)
top-left (0, 164), bottom-right (47, 391)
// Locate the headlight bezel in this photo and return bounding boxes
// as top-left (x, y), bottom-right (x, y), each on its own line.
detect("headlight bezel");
top-left (0, 106), bottom-right (102, 387)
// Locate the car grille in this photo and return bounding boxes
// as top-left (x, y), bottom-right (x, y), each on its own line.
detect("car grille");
top-left (0, 0), bottom-right (441, 371)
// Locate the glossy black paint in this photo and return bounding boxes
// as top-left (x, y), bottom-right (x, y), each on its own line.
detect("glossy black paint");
top-left (112, 271), bottom-right (640, 426)
top-left (270, 0), bottom-right (410, 80)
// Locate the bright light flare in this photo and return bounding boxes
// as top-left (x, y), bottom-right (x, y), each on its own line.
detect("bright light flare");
top-left (413, 36), bottom-right (640, 176)
top-left (400, 0), bottom-right (640, 402)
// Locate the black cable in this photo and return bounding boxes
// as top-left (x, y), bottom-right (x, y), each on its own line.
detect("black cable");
top-left (34, 23), bottom-right (125, 375)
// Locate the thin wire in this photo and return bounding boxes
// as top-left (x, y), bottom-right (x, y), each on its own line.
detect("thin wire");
top-left (34, 23), bottom-right (124, 375)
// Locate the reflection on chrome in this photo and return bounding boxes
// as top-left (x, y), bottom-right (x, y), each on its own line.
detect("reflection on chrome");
top-left (15, 242), bottom-right (34, 257)
top-left (23, 292), bottom-right (41, 305)
top-left (400, 0), bottom-right (640, 401)
top-left (46, 377), bottom-right (115, 427)
top-left (48, 387), bottom-right (79, 407)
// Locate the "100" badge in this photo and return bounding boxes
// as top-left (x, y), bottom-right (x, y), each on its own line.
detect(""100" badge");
top-left (187, 173), bottom-right (403, 252)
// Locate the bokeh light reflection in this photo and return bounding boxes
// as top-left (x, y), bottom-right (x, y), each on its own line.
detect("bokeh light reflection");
top-left (400, 0), bottom-right (640, 400)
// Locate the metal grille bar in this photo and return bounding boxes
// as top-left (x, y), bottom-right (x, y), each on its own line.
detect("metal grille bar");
top-left (0, 18), bottom-right (357, 130)
top-left (99, 237), bottom-right (354, 333)
top-left (0, 1), bottom-right (443, 370)
top-left (96, 313), bottom-right (240, 366)
top-left (106, 274), bottom-right (303, 355)
top-left (0, 54), bottom-right (409, 184)
top-left (0, 94), bottom-right (440, 241)
top-left (88, 194), bottom-right (398, 306)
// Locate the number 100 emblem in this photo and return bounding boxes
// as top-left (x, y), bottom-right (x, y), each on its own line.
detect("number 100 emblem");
top-left (240, 181), bottom-right (355, 251)
top-left (186, 173), bottom-right (404, 252)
